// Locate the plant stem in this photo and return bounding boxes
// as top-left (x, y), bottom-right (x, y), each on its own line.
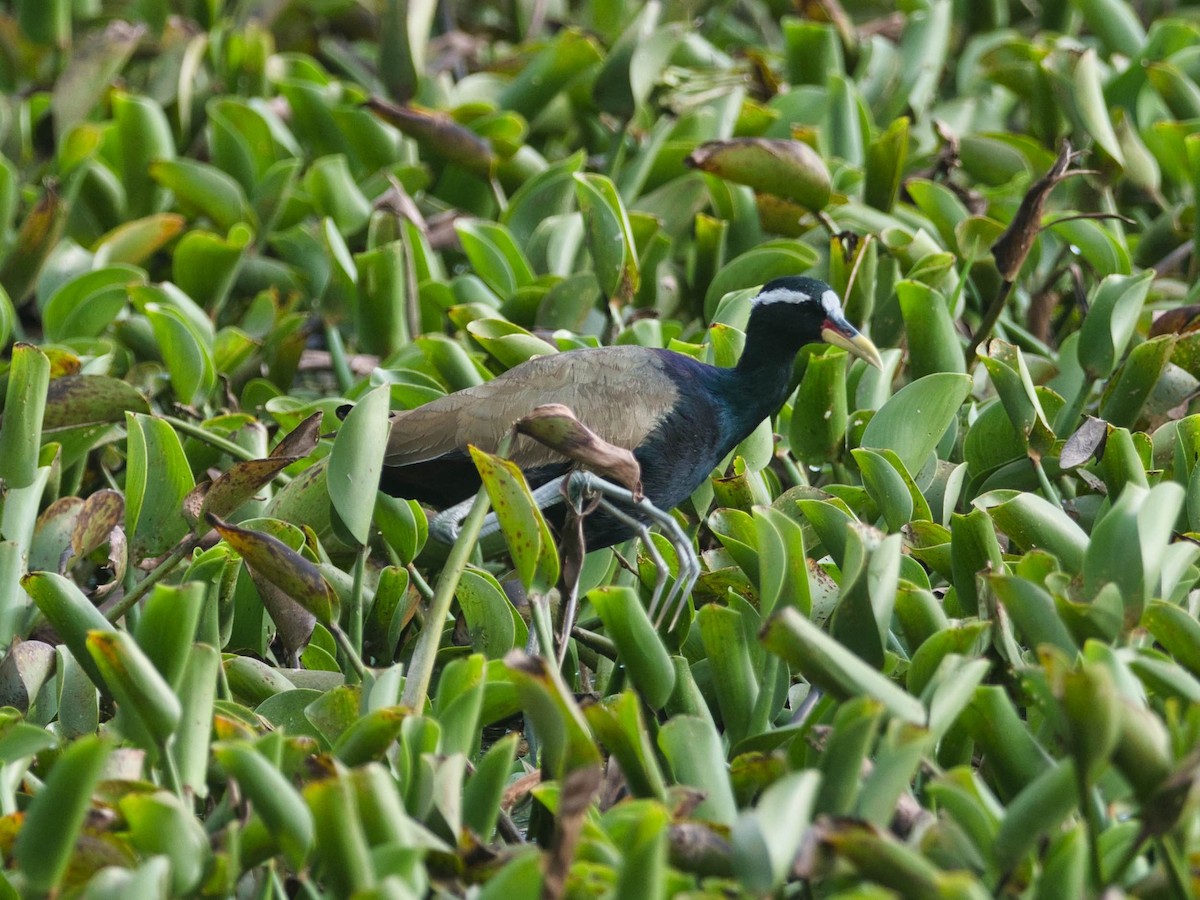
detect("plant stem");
top-left (407, 563), bottom-right (434, 601)
top-left (967, 279), bottom-right (1015, 360)
top-left (323, 321), bottom-right (354, 393)
top-left (333, 624), bottom-right (367, 681)
top-left (162, 415), bottom-right (257, 462)
top-left (400, 487), bottom-right (492, 710)
top-left (345, 545), bottom-right (367, 683)
top-left (106, 539), bottom-right (195, 623)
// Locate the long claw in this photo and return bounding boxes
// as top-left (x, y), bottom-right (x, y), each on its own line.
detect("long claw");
top-left (434, 469), bottom-right (700, 658)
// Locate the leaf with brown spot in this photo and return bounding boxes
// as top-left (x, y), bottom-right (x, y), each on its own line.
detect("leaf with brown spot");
top-left (515, 404), bottom-right (643, 499)
top-left (246, 570), bottom-right (316, 664)
top-left (365, 97), bottom-right (494, 175)
top-left (1150, 305), bottom-right (1200, 338)
top-left (270, 411), bottom-right (323, 460)
top-left (42, 375), bottom-right (150, 432)
top-left (208, 515), bottom-right (336, 627)
top-left (686, 138), bottom-right (832, 211)
top-left (70, 490), bottom-right (124, 561)
top-left (198, 457), bottom-right (299, 526)
top-left (469, 445), bottom-right (560, 593)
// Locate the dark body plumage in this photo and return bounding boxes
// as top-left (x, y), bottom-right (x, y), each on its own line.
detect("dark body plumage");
top-left (380, 276), bottom-right (880, 547)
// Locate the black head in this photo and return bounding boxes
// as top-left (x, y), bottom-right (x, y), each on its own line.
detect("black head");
top-left (746, 276), bottom-right (883, 369)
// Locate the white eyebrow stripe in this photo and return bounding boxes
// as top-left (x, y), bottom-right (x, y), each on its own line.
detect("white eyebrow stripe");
top-left (752, 287), bottom-right (810, 306)
top-left (821, 289), bottom-right (845, 318)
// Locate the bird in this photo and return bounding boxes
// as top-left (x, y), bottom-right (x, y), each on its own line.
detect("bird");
top-left (378, 275), bottom-right (883, 551)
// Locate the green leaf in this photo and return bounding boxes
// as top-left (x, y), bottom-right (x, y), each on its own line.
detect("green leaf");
top-left (14, 735), bottom-right (111, 895)
top-left (860, 373), bottom-right (971, 475)
top-left (0, 344), bottom-right (50, 489)
top-left (468, 445), bottom-right (559, 593)
top-left (592, 586), bottom-right (675, 710)
top-left (328, 385), bottom-right (390, 546)
top-left (124, 413), bottom-right (195, 561)
top-left (574, 172), bottom-right (639, 301)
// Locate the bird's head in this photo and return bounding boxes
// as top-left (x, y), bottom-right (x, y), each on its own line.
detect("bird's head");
top-left (749, 276), bottom-right (884, 369)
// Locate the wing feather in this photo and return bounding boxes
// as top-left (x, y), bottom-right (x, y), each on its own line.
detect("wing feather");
top-left (384, 347), bottom-right (679, 469)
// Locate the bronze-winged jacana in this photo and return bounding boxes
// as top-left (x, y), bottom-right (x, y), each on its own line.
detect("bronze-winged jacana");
top-left (379, 276), bottom-right (882, 628)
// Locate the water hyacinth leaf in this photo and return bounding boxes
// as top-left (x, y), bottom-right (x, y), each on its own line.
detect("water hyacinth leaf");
top-left (732, 770), bottom-right (820, 893)
top-left (463, 733), bottom-right (519, 839)
top-left (863, 116), bottom-right (909, 213)
top-left (133, 582), bottom-right (204, 689)
top-left (1076, 271), bottom-right (1154, 378)
top-left (981, 491), bottom-right (1088, 572)
top-left (86, 630), bottom-right (182, 748)
top-left (455, 567), bottom-right (519, 658)
top-left (504, 650), bottom-right (599, 777)
top-left (979, 340), bottom-right (1054, 455)
top-left (686, 138), bottom-right (831, 210)
top-left (373, 493), bottom-right (427, 566)
top-left (307, 154), bottom-right (372, 235)
top-left (994, 759), bottom-right (1078, 873)
top-left (703, 241), bottom-right (821, 316)
top-left (497, 29), bottom-right (604, 120)
top-left (989, 575), bottom-right (1077, 656)
top-left (790, 348), bottom-right (848, 466)
top-left (303, 776), bottom-right (375, 897)
top-left (584, 691), bottom-right (667, 800)
top-left (860, 373), bottom-right (971, 478)
top-left (1059, 659), bottom-right (1120, 785)
top-left (119, 791), bottom-right (210, 896)
top-left (0, 344), bottom-right (50, 489)
top-left (1067, 49), bottom-right (1124, 166)
top-left (216, 742), bottom-right (314, 868)
top-left (468, 445), bottom-right (559, 593)
top-left (329, 385), bottom-right (390, 546)
top-left (333, 706), bottom-right (408, 766)
top-left (355, 240), bottom-right (410, 356)
top-left (1098, 334), bottom-right (1175, 428)
top-left (857, 719), bottom-right (933, 827)
top-left (23, 571), bottom-right (114, 690)
top-left (467, 318), bottom-right (559, 369)
top-left (144, 302), bottom-right (217, 407)
top-left (0, 641), bottom-right (54, 713)
top-left (150, 158), bottom-right (254, 231)
top-left (592, 586), bottom-right (675, 710)
top-left (456, 219), bottom-right (535, 298)
top-left (763, 608), bottom-right (925, 723)
top-left (42, 264), bottom-right (144, 340)
top-left (433, 653), bottom-right (487, 758)
top-left (365, 97), bottom-right (494, 175)
top-left (695, 603), bottom-right (757, 744)
top-left (209, 515), bottom-right (336, 626)
top-left (13, 735), bottom-right (111, 896)
top-left (950, 508), bottom-right (1004, 617)
top-left (574, 172), bottom-right (639, 301)
top-left (753, 505), bottom-right (810, 615)
top-left (657, 714), bottom-right (738, 825)
top-left (124, 413), bottom-right (194, 561)
top-left (112, 90), bottom-right (174, 219)
top-left (171, 643), bottom-right (218, 798)
top-left (852, 449), bottom-right (914, 532)
top-left (830, 528), bottom-right (901, 667)
top-left (1143, 600), bottom-right (1200, 678)
top-left (42, 375), bottom-right (149, 432)
top-left (172, 225), bottom-right (253, 315)
top-left (897, 280), bottom-right (964, 378)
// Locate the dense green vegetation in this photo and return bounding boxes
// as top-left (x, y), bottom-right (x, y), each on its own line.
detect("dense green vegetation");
top-left (1, 0), bottom-right (1199, 896)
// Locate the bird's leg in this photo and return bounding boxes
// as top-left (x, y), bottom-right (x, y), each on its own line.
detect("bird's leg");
top-left (554, 481), bottom-right (598, 667)
top-left (430, 476), bottom-right (572, 544)
top-left (564, 470), bottom-right (699, 630)
top-left (432, 470), bottom-right (700, 630)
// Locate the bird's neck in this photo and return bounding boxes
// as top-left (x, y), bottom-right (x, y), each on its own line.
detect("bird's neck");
top-left (724, 325), bottom-right (800, 434)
